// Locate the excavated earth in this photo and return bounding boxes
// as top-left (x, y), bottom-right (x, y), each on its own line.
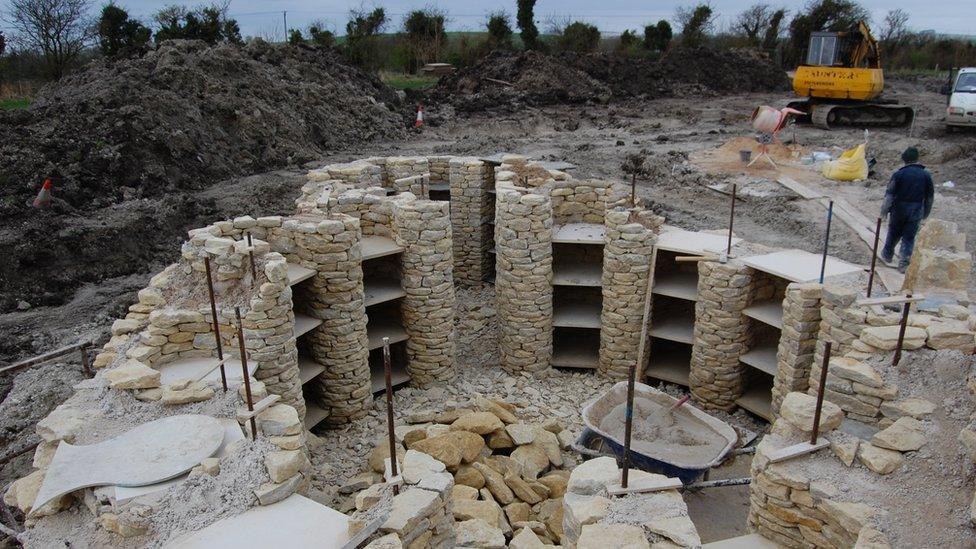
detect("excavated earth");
top-left (0, 39), bottom-right (405, 313)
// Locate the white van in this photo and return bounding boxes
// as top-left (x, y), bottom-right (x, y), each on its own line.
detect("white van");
top-left (945, 67), bottom-right (976, 130)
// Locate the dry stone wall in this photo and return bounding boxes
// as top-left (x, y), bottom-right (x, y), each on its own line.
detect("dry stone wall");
top-left (599, 208), bottom-right (661, 380)
top-left (449, 157), bottom-right (492, 285)
top-left (393, 199), bottom-right (456, 386)
top-left (690, 260), bottom-right (753, 410)
top-left (551, 179), bottom-right (610, 224)
top-left (771, 283), bottom-right (823, 416)
top-left (307, 160), bottom-right (383, 187)
top-left (495, 186), bottom-right (553, 375)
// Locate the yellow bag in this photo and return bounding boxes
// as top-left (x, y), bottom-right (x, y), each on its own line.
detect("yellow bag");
top-left (822, 143), bottom-right (868, 181)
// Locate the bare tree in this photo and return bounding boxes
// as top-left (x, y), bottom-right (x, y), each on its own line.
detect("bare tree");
top-left (736, 4), bottom-right (772, 47)
top-left (5, 0), bottom-right (93, 78)
top-left (879, 9), bottom-right (909, 46)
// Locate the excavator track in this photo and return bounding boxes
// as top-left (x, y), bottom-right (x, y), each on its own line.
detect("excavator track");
top-left (808, 102), bottom-right (915, 129)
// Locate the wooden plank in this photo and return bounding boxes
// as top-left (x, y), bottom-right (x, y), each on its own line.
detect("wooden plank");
top-left (237, 394), bottom-right (281, 421)
top-left (740, 343), bottom-right (778, 376)
top-left (740, 249), bottom-right (862, 283)
top-left (607, 475), bottom-right (683, 495)
top-left (743, 299), bottom-right (784, 329)
top-left (191, 358), bottom-right (229, 383)
top-left (767, 439), bottom-right (830, 463)
top-left (0, 341), bottom-right (91, 375)
top-left (776, 175), bottom-right (824, 200)
top-left (652, 271), bottom-right (698, 301)
top-left (657, 229), bottom-right (740, 255)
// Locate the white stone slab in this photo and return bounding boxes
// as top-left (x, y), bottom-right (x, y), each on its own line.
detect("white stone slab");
top-left (33, 415), bottom-right (224, 513)
top-left (552, 223), bottom-right (605, 244)
top-left (740, 249), bottom-right (862, 283)
top-left (158, 356), bottom-right (255, 387)
top-left (112, 418), bottom-right (243, 504)
top-left (657, 229), bottom-right (740, 255)
top-left (166, 494), bottom-right (352, 549)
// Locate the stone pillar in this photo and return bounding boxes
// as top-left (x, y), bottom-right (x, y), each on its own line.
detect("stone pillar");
top-left (495, 187), bottom-right (553, 375)
top-left (599, 208), bottom-right (657, 380)
top-left (449, 157), bottom-right (491, 285)
top-left (386, 156), bottom-right (429, 184)
top-left (301, 215), bottom-right (371, 426)
top-left (393, 199), bottom-right (456, 385)
top-left (770, 283), bottom-right (822, 416)
top-left (393, 174), bottom-right (429, 196)
top-left (808, 285), bottom-right (866, 399)
top-left (689, 260), bottom-right (753, 410)
top-left (427, 155), bottom-right (452, 183)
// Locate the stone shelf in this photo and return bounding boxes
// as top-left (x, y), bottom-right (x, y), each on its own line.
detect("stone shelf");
top-left (298, 357), bottom-right (325, 385)
top-left (369, 355), bottom-right (411, 393)
top-left (157, 356), bottom-right (250, 386)
top-left (366, 319), bottom-right (409, 350)
top-left (652, 271), bottom-right (698, 301)
top-left (552, 262), bottom-right (602, 287)
top-left (656, 228), bottom-right (741, 255)
top-left (361, 236), bottom-right (404, 261)
top-left (364, 278), bottom-right (406, 307)
top-left (428, 183), bottom-right (450, 192)
top-left (553, 301), bottom-right (601, 329)
top-left (487, 188), bottom-right (496, 194)
top-left (740, 343), bottom-right (778, 376)
top-left (293, 314), bottom-right (323, 339)
top-left (304, 402), bottom-right (330, 429)
top-left (735, 376), bottom-right (773, 421)
top-left (649, 315), bottom-right (695, 345)
top-left (744, 299), bottom-right (784, 329)
top-left (552, 338), bottom-right (599, 369)
top-left (286, 263), bottom-right (316, 286)
top-left (552, 223), bottom-right (606, 245)
top-left (645, 349), bottom-right (691, 386)
top-left (489, 248), bottom-right (496, 254)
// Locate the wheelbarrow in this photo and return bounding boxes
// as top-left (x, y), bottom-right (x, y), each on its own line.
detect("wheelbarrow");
top-left (573, 382), bottom-right (740, 486)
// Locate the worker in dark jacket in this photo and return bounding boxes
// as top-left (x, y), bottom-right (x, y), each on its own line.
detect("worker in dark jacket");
top-left (880, 147), bottom-right (934, 272)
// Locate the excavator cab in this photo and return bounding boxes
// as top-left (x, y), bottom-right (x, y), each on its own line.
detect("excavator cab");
top-left (789, 21), bottom-right (913, 128)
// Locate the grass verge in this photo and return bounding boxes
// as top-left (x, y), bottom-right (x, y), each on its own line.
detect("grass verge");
top-left (1, 98), bottom-right (31, 110)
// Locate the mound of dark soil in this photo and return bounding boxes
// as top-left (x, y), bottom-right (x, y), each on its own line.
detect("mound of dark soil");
top-left (429, 47), bottom-right (789, 112)
top-left (0, 39), bottom-right (404, 214)
top-left (0, 40), bottom-right (405, 312)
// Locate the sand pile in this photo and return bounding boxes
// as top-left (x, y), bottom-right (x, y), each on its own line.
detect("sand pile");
top-left (429, 47), bottom-right (789, 112)
top-left (598, 397), bottom-right (726, 465)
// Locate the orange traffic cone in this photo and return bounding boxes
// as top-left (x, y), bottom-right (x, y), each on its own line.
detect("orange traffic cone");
top-left (414, 104), bottom-right (424, 128)
top-left (32, 179), bottom-right (52, 208)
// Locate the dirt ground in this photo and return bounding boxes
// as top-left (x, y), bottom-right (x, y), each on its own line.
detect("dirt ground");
top-left (1, 74), bottom-right (974, 543)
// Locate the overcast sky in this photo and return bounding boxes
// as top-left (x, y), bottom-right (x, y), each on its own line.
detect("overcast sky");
top-left (9, 0), bottom-right (972, 39)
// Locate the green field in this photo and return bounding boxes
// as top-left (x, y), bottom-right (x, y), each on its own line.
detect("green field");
top-left (0, 98), bottom-right (30, 110)
top-left (381, 73), bottom-right (440, 90)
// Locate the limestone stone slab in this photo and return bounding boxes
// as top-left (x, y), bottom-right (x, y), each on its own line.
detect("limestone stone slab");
top-left (34, 415), bottom-right (223, 513)
top-left (740, 249), bottom-right (862, 283)
top-left (157, 356), bottom-right (254, 387)
top-left (656, 228), bottom-right (741, 255)
top-left (166, 494), bottom-right (353, 548)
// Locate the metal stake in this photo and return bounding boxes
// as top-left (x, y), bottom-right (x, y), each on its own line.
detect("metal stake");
top-left (621, 363), bottom-right (637, 489)
top-left (811, 341), bottom-right (832, 445)
top-left (819, 201), bottom-right (834, 284)
top-left (235, 307), bottom-right (257, 440)
top-left (630, 173), bottom-right (637, 207)
top-left (727, 184), bottom-right (736, 256)
top-left (893, 294), bottom-right (912, 367)
top-left (246, 231), bottom-right (257, 282)
top-left (79, 344), bottom-right (91, 377)
top-left (204, 257), bottom-right (228, 391)
top-left (382, 337), bottom-right (399, 495)
top-left (866, 217), bottom-right (882, 298)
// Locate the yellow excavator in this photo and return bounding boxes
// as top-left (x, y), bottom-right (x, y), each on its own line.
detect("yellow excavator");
top-left (787, 21), bottom-right (915, 129)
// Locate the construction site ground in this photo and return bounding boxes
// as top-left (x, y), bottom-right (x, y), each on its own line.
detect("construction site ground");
top-left (1, 75), bottom-right (974, 543)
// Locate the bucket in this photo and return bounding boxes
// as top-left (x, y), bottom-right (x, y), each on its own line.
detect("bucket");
top-left (739, 150), bottom-right (752, 163)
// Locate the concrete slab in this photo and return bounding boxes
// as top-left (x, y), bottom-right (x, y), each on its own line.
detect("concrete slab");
top-left (166, 494), bottom-right (353, 549)
top-left (112, 418), bottom-right (243, 504)
top-left (33, 415), bottom-right (224, 513)
top-left (657, 229), bottom-right (741, 255)
top-left (740, 249), bottom-right (862, 283)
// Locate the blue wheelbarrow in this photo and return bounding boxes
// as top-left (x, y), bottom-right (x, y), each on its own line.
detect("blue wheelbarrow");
top-left (573, 382), bottom-right (739, 485)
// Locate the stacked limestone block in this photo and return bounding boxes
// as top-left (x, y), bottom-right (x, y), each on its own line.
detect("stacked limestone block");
top-left (307, 160), bottom-right (383, 187)
top-left (394, 174), bottom-right (430, 197)
top-left (551, 179), bottom-right (611, 224)
top-left (690, 260), bottom-right (754, 410)
top-left (494, 155), bottom-right (564, 189)
top-left (749, 392), bottom-right (892, 548)
top-left (427, 155), bottom-right (452, 183)
top-left (771, 283), bottom-right (823, 416)
top-left (250, 401), bottom-right (314, 506)
top-left (267, 215), bottom-right (371, 426)
top-left (903, 218), bottom-right (972, 296)
top-left (392, 199), bottom-right (457, 385)
top-left (449, 157), bottom-right (492, 285)
top-left (562, 456), bottom-right (701, 548)
top-left (599, 207), bottom-right (661, 380)
top-left (387, 157), bottom-right (429, 188)
top-left (495, 186), bottom-right (553, 375)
